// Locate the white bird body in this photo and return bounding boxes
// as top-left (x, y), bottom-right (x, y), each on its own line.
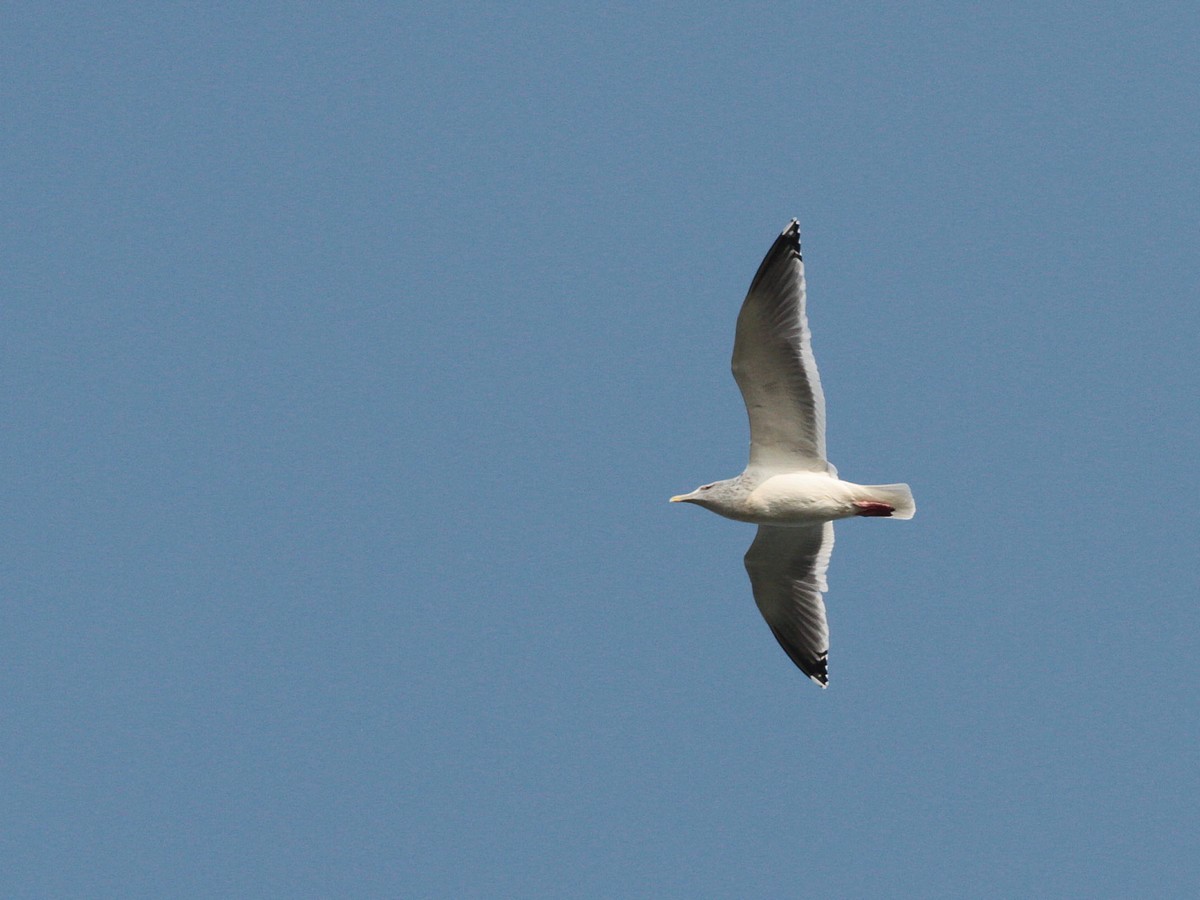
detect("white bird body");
top-left (746, 472), bottom-right (905, 524)
top-left (674, 470), bottom-right (915, 525)
top-left (670, 220), bottom-right (914, 687)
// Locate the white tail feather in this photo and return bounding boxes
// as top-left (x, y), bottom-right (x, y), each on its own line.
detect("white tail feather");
top-left (864, 483), bottom-right (915, 519)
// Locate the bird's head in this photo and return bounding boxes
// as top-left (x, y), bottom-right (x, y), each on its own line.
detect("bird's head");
top-left (669, 479), bottom-right (741, 512)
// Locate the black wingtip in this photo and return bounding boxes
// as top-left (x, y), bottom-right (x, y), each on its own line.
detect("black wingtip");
top-left (766, 622), bottom-right (828, 688)
top-left (808, 654), bottom-right (829, 688)
top-left (746, 219), bottom-right (804, 293)
top-left (781, 218), bottom-right (802, 261)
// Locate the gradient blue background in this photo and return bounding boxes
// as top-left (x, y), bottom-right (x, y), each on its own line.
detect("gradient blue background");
top-left (4, 3), bottom-right (1198, 897)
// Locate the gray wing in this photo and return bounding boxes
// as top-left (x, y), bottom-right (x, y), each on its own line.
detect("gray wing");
top-left (744, 523), bottom-right (835, 687)
top-left (731, 220), bottom-right (831, 473)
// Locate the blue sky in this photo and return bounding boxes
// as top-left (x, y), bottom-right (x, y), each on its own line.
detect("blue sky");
top-left (4, 3), bottom-right (1198, 896)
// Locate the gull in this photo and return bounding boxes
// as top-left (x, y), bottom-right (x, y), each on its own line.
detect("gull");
top-left (670, 220), bottom-right (914, 687)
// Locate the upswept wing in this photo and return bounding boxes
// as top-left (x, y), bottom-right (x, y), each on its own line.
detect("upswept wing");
top-left (731, 220), bottom-right (830, 473)
top-left (744, 523), bottom-right (835, 687)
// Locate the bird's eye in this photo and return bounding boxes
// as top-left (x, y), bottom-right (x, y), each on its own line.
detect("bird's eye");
top-left (700, 484), bottom-right (712, 491)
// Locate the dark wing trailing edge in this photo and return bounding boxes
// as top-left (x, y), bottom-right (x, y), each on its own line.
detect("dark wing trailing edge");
top-left (744, 523), bottom-right (835, 687)
top-left (731, 220), bottom-right (831, 474)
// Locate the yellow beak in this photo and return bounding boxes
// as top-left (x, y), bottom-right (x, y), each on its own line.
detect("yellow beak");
top-left (669, 495), bottom-right (688, 503)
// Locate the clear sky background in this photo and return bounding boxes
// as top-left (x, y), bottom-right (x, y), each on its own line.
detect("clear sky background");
top-left (4, 3), bottom-right (1198, 897)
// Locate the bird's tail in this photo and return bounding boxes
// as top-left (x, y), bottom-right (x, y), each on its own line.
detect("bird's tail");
top-left (861, 483), bottom-right (916, 520)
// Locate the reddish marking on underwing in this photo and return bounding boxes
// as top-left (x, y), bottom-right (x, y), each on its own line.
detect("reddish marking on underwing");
top-left (854, 501), bottom-right (895, 517)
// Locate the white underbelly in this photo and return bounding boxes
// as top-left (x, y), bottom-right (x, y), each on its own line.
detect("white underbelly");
top-left (743, 472), bottom-right (858, 524)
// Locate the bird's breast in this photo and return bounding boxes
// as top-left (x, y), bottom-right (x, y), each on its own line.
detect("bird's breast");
top-left (744, 472), bottom-right (854, 524)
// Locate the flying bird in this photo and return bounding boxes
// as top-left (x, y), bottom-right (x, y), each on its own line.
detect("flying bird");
top-left (670, 221), bottom-right (914, 687)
